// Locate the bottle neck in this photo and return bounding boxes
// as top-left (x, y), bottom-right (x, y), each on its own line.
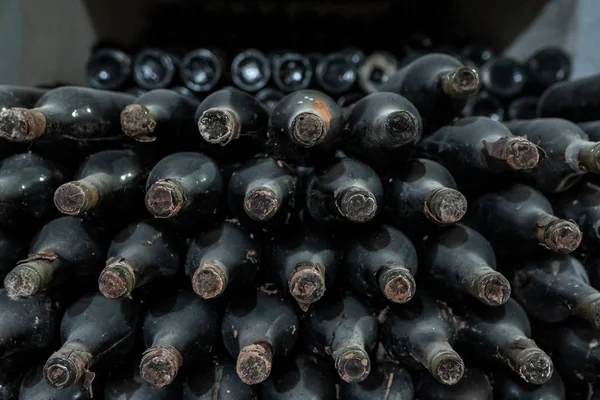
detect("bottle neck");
top-left (578, 141), bottom-right (600, 173)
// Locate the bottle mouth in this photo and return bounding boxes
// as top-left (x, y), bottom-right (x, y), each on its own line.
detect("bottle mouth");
top-left (378, 265), bottom-right (416, 304)
top-left (120, 104), bottom-right (157, 142)
top-left (180, 49), bottom-right (223, 92)
top-left (231, 49), bottom-right (271, 92)
top-left (192, 261), bottom-right (229, 299)
top-left (429, 349), bottom-right (465, 385)
top-left (133, 49), bottom-right (177, 89)
top-left (481, 57), bottom-right (527, 98)
top-left (443, 66), bottom-right (481, 98)
top-left (542, 219), bottom-right (582, 254)
top-left (515, 347), bottom-right (554, 385)
top-left (316, 53), bottom-right (358, 94)
top-left (54, 181), bottom-right (99, 216)
top-left (424, 188), bottom-right (468, 225)
top-left (273, 54), bottom-right (313, 92)
top-left (98, 261), bottom-right (136, 299)
top-left (198, 108), bottom-right (241, 146)
top-left (4, 263), bottom-right (44, 298)
top-left (288, 262), bottom-right (326, 311)
top-left (244, 187), bottom-right (280, 221)
top-left (358, 52), bottom-right (398, 93)
top-left (0, 107), bottom-right (46, 142)
top-left (333, 346), bottom-right (372, 383)
top-left (145, 180), bottom-right (185, 218)
top-left (475, 271), bottom-right (511, 306)
top-left (86, 48), bottom-right (132, 90)
top-left (383, 110), bottom-right (421, 147)
top-left (336, 187), bottom-right (378, 223)
top-left (236, 343), bottom-right (273, 385)
top-left (140, 346), bottom-right (183, 388)
top-left (290, 112), bottom-right (326, 148)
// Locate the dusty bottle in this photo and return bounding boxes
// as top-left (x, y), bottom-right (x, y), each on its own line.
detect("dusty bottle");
top-left (463, 91), bottom-right (505, 121)
top-left (315, 52), bottom-right (358, 95)
top-left (260, 354), bottom-right (336, 400)
top-left (304, 295), bottom-right (378, 383)
top-left (105, 363), bottom-right (181, 400)
top-left (506, 97), bottom-right (539, 120)
top-left (470, 184), bottom-right (582, 255)
top-left (0, 356), bottom-right (31, 400)
top-left (98, 221), bottom-right (182, 299)
top-left (0, 228), bottom-right (25, 283)
top-left (20, 362), bottom-right (93, 400)
top-left (267, 90), bottom-right (343, 166)
top-left (231, 49), bottom-right (271, 93)
top-left (145, 152), bottom-right (223, 228)
top-left (341, 92), bottom-right (422, 171)
top-left (553, 181), bottom-right (600, 249)
top-left (182, 358), bottom-right (256, 400)
top-left (3, 216), bottom-right (107, 298)
top-left (339, 362), bottom-right (414, 400)
top-left (185, 220), bottom-right (259, 299)
top-left (43, 293), bottom-right (140, 389)
top-left (272, 53), bottom-right (313, 92)
top-left (344, 224), bottom-right (418, 304)
top-left (0, 85), bottom-right (47, 112)
top-left (382, 292), bottom-right (465, 385)
top-left (180, 48), bottom-right (224, 93)
top-left (384, 158), bottom-right (468, 230)
top-left (454, 298), bottom-right (553, 385)
top-left (537, 74), bottom-right (600, 122)
top-left (422, 224), bottom-right (511, 306)
top-left (493, 369), bottom-right (565, 400)
top-left (86, 47), bottom-right (132, 91)
top-left (480, 57), bottom-right (529, 99)
top-left (133, 48), bottom-right (179, 90)
top-left (0, 86), bottom-right (134, 143)
top-left (415, 368), bottom-right (493, 400)
top-left (140, 288), bottom-right (218, 388)
top-left (358, 51), bottom-right (399, 93)
top-left (120, 89), bottom-right (199, 143)
top-left (305, 157), bottom-right (383, 225)
top-left (221, 289), bottom-right (299, 385)
top-left (378, 53), bottom-right (480, 128)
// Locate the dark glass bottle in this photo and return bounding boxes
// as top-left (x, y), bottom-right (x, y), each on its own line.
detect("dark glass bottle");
top-left (526, 47), bottom-right (571, 93)
top-left (0, 86), bottom-right (134, 143)
top-left (270, 225), bottom-right (338, 310)
top-left (145, 152), bottom-right (223, 228)
top-left (140, 288), bottom-right (218, 388)
top-left (272, 53), bottom-right (313, 92)
top-left (0, 227), bottom-right (25, 283)
top-left (378, 53), bottom-right (480, 128)
top-left (260, 354), bottom-right (336, 400)
top-left (344, 224), bottom-right (417, 304)
top-left (306, 157), bottom-right (383, 225)
top-left (537, 74), bottom-right (600, 122)
top-left (461, 45), bottom-right (495, 67)
top-left (98, 221), bottom-right (182, 299)
top-left (267, 90), bottom-right (343, 166)
top-left (86, 48), bottom-right (132, 91)
top-left (493, 370), bottom-right (565, 400)
top-left (43, 293), bottom-right (140, 389)
top-left (3, 216), bottom-right (107, 298)
top-left (0, 85), bottom-right (46, 112)
top-left (505, 118), bottom-right (600, 193)
top-left (480, 57), bottom-right (529, 99)
top-left (384, 158), bottom-right (468, 230)
top-left (358, 51), bottom-right (399, 93)
top-left (231, 49), bottom-right (271, 92)
top-left (339, 362), bottom-right (414, 400)
top-left (342, 92), bottom-right (422, 171)
top-left (53, 149), bottom-right (147, 219)
top-left (185, 220), bottom-right (259, 299)
top-left (415, 368), bottom-right (493, 400)
top-left (553, 182), bottom-right (600, 249)
top-left (221, 290), bottom-right (299, 385)
top-left (340, 47), bottom-right (366, 66)
top-left (304, 295), bottom-right (378, 383)
top-left (20, 362), bottom-right (93, 400)
top-left (470, 184), bottom-right (582, 255)
top-left (255, 88), bottom-right (285, 112)
top-left (1, 357), bottom-right (30, 400)
top-left (382, 292), bottom-right (465, 385)
top-left (454, 299), bottom-right (553, 385)
top-left (422, 224), bottom-right (511, 306)
top-left (513, 254), bottom-right (600, 327)
top-left (463, 91), bottom-right (505, 121)
top-left (120, 89), bottom-right (199, 143)
top-left (228, 156), bottom-right (297, 229)
top-left (0, 153), bottom-right (66, 234)
top-left (180, 48), bottom-right (224, 93)
top-left (133, 48), bottom-right (179, 90)
top-left (315, 52), bottom-right (358, 95)
top-left (506, 97), bottom-right (539, 120)
top-left (105, 363), bottom-right (181, 400)
top-left (182, 358), bottom-right (256, 400)
top-left (0, 289), bottom-right (58, 359)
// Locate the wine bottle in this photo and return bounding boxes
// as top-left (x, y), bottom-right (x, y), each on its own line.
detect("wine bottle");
top-left (513, 254), bottom-right (600, 327)
top-left (423, 224), bottom-right (510, 305)
top-left (120, 89), bottom-right (199, 143)
top-left (228, 156), bottom-right (297, 228)
top-left (454, 299), bottom-right (553, 385)
top-left (505, 118), bottom-right (600, 192)
top-left (86, 47), bottom-right (132, 91)
top-left (0, 85), bottom-right (46, 112)
top-left (304, 295), bottom-right (378, 383)
top-left (305, 157), bottom-right (383, 225)
top-left (384, 158), bottom-right (468, 230)
top-left (358, 51), bottom-right (399, 93)
top-left (339, 362), bottom-right (414, 400)
top-left (344, 224), bottom-right (417, 304)
top-left (231, 49), bottom-right (271, 92)
top-left (378, 53), bottom-right (480, 128)
top-left (53, 149), bottom-right (147, 218)
top-left (133, 48), bottom-right (179, 90)
top-left (461, 45), bottom-right (495, 67)
top-left (145, 152), bottom-right (223, 227)
top-left (43, 293), bottom-right (141, 389)
top-left (272, 52), bottom-right (313, 92)
top-left (341, 92), bottom-right (422, 171)
top-left (0, 86), bottom-right (134, 143)
top-left (470, 184), bottom-right (582, 255)
top-left (537, 74), bottom-right (600, 122)
top-left (182, 358), bottom-right (256, 400)
top-left (0, 227), bottom-right (26, 283)
top-left (553, 182), bottom-right (600, 248)
top-left (462, 91), bottom-right (505, 121)
top-left (506, 97), bottom-right (539, 120)
top-left (315, 52), bottom-right (358, 95)
top-left (180, 48), bottom-right (224, 93)
top-left (221, 289), bottom-right (299, 385)
top-left (185, 220), bottom-right (259, 299)
top-left (255, 88), bottom-right (285, 111)
top-left (415, 368), bottom-right (493, 400)
top-left (267, 90), bottom-right (343, 166)
top-left (20, 362), bottom-right (93, 400)
top-left (0, 153), bottom-right (66, 234)
top-left (0, 356), bottom-right (31, 400)
top-left (140, 288), bottom-right (218, 388)
top-left (260, 354), bottom-right (336, 400)
top-left (270, 225), bottom-right (338, 310)
top-left (98, 221), bottom-right (182, 299)
top-left (382, 292), bottom-right (465, 385)
top-left (3, 216), bottom-right (107, 298)
top-left (528, 48), bottom-right (571, 92)
top-left (480, 56), bottom-right (528, 99)
top-left (0, 289), bottom-right (57, 359)
top-left (493, 370), bottom-right (565, 400)
top-left (105, 363), bottom-right (181, 400)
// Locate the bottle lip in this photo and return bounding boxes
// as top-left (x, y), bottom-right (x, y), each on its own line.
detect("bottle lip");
top-left (272, 53), bottom-right (313, 92)
top-left (180, 49), bottom-right (223, 93)
top-left (358, 51), bottom-right (399, 94)
top-left (86, 48), bottom-right (132, 91)
top-left (133, 48), bottom-right (178, 90)
top-left (231, 49), bottom-right (271, 92)
top-left (315, 53), bottom-right (358, 95)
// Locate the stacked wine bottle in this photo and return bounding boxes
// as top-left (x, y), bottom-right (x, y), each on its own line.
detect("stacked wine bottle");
top-left (0, 46), bottom-right (598, 400)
